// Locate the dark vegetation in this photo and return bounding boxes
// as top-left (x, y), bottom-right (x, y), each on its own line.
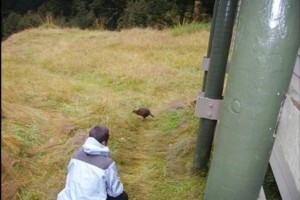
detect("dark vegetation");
top-left (1, 0), bottom-right (215, 40)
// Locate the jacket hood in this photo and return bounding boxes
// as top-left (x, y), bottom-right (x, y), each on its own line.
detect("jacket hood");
top-left (82, 137), bottom-right (110, 156)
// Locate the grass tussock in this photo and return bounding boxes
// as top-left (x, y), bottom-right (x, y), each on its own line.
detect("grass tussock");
top-left (2, 25), bottom-right (209, 199)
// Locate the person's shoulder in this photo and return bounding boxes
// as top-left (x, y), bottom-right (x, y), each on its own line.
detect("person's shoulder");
top-left (89, 154), bottom-right (114, 170)
top-left (72, 147), bottom-right (84, 158)
top-left (101, 156), bottom-right (114, 168)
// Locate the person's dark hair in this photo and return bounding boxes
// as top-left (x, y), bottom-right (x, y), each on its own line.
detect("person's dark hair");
top-left (89, 126), bottom-right (110, 143)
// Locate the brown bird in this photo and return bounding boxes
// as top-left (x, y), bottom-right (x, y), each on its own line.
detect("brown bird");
top-left (133, 107), bottom-right (154, 121)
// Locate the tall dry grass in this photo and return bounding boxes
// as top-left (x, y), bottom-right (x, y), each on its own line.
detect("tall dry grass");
top-left (2, 26), bottom-right (209, 200)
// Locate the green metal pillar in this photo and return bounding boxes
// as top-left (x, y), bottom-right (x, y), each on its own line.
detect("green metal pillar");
top-left (204, 0), bottom-right (300, 199)
top-left (193, 0), bottom-right (239, 172)
top-left (202, 0), bottom-right (220, 91)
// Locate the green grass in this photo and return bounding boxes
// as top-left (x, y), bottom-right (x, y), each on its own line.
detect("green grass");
top-left (2, 26), bottom-right (208, 200)
top-left (171, 22), bottom-right (211, 36)
top-left (1, 24), bottom-right (281, 200)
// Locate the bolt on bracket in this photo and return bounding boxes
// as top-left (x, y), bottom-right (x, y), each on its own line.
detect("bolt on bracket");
top-left (195, 92), bottom-right (223, 120)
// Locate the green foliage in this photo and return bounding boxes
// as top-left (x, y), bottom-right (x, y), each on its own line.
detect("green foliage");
top-left (37, 0), bottom-right (72, 17)
top-left (2, 11), bottom-right (43, 40)
top-left (175, 0), bottom-right (195, 25)
top-left (71, 11), bottom-right (96, 29)
top-left (1, 0), bottom-right (215, 40)
top-left (118, 0), bottom-right (148, 29)
top-left (1, 0), bottom-right (44, 17)
top-left (200, 0), bottom-right (215, 18)
top-left (118, 0), bottom-right (175, 30)
top-left (146, 0), bottom-right (175, 29)
top-left (263, 165), bottom-right (282, 199)
top-left (89, 0), bottom-right (126, 30)
top-left (2, 12), bottom-right (22, 39)
top-left (69, 0), bottom-right (93, 29)
top-left (18, 12), bottom-right (43, 30)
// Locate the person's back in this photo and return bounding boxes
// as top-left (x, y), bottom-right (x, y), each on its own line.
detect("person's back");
top-left (57, 126), bottom-right (128, 200)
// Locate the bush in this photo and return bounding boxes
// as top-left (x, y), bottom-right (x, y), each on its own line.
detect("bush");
top-left (18, 12), bottom-right (43, 30)
top-left (118, 0), bottom-right (148, 29)
top-left (118, 0), bottom-right (175, 30)
top-left (70, 11), bottom-right (96, 29)
top-left (2, 11), bottom-right (43, 40)
top-left (2, 12), bottom-right (22, 39)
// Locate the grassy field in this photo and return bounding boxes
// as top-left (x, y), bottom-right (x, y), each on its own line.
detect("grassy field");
top-left (1, 23), bottom-right (281, 200)
top-left (2, 24), bottom-right (209, 200)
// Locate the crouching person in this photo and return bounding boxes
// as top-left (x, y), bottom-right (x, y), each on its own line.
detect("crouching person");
top-left (57, 125), bottom-right (128, 200)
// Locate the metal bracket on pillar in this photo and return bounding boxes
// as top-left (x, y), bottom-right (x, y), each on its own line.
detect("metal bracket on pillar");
top-left (195, 92), bottom-right (223, 120)
top-left (201, 57), bottom-right (231, 73)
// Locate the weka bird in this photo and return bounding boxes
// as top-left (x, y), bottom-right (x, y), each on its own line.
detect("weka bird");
top-left (133, 107), bottom-right (154, 121)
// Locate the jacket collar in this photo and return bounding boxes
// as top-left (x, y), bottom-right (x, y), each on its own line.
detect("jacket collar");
top-left (82, 137), bottom-right (110, 156)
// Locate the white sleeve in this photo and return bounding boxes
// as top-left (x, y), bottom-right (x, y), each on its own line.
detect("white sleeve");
top-left (105, 162), bottom-right (124, 197)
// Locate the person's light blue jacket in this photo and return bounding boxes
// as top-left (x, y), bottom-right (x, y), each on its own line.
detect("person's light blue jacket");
top-left (57, 137), bottom-right (124, 200)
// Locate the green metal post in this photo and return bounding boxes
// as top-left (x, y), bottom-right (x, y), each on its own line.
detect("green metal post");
top-left (204, 0), bottom-right (300, 199)
top-left (202, 0), bottom-right (220, 91)
top-left (207, 0), bottom-right (220, 58)
top-left (193, 0), bottom-right (239, 172)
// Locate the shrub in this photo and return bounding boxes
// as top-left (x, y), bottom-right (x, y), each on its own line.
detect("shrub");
top-left (2, 11), bottom-right (43, 40)
top-left (118, 0), bottom-right (148, 29)
top-left (18, 12), bottom-right (43, 30)
top-left (70, 11), bottom-right (96, 29)
top-left (118, 0), bottom-right (175, 30)
top-left (2, 12), bottom-right (22, 39)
